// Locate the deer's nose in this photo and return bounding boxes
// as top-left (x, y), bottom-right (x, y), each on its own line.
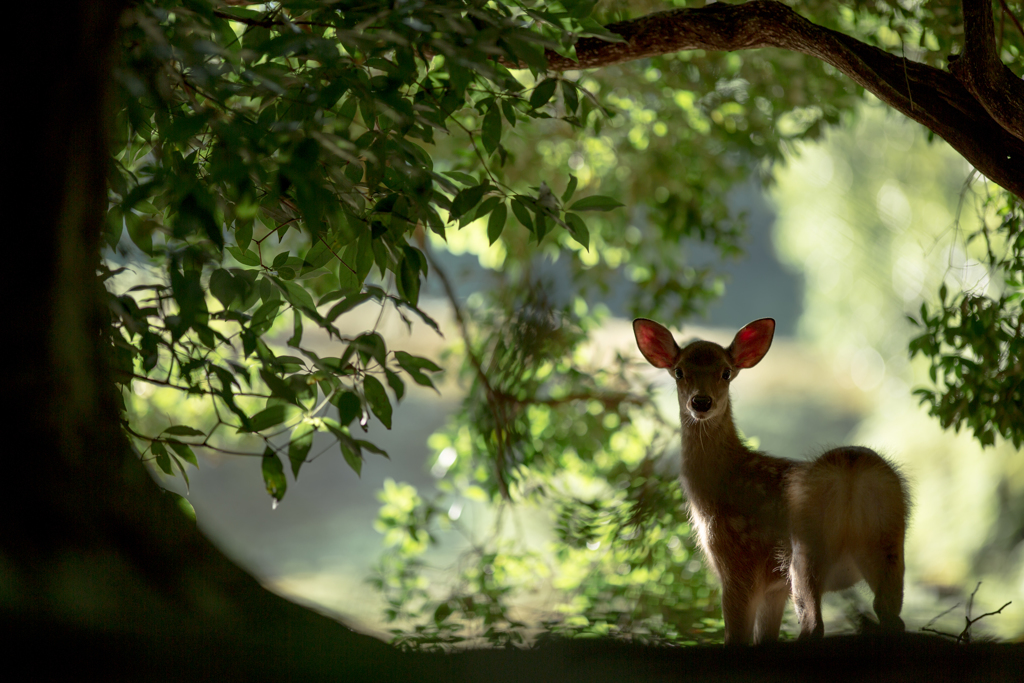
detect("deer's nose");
top-left (691, 395), bottom-right (712, 412)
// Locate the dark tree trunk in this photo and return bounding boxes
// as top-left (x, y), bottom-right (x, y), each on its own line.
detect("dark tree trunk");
top-left (6, 2), bottom-right (400, 678)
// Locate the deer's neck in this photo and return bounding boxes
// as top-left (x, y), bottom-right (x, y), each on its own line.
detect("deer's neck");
top-left (678, 402), bottom-right (747, 500)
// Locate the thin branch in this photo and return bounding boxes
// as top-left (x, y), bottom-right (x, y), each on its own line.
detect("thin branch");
top-left (920, 582), bottom-right (1013, 644)
top-left (998, 0), bottom-right (1024, 39)
top-left (494, 390), bottom-right (645, 409)
top-left (423, 240), bottom-right (510, 501)
top-left (117, 370), bottom-right (271, 399)
top-left (122, 421), bottom-right (263, 457)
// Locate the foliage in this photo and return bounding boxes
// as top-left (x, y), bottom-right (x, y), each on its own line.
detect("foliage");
top-left (910, 189), bottom-right (1023, 449)
top-left (107, 0), bottom-right (633, 489)
top-left (369, 298), bottom-right (723, 648)
top-left (105, 0), bottom-right (1024, 648)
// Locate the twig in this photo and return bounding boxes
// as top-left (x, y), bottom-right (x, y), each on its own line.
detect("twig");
top-left (998, 0), bottom-right (1024, 40)
top-left (423, 239), bottom-right (510, 500)
top-left (920, 582), bottom-right (1013, 644)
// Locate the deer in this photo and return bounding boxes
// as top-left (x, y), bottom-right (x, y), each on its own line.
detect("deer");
top-left (633, 317), bottom-right (909, 645)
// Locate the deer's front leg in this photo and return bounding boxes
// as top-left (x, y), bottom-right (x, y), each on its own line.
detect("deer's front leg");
top-left (720, 576), bottom-right (758, 645)
top-left (753, 582), bottom-right (789, 643)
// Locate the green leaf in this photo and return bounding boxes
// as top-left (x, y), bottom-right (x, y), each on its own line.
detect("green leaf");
top-left (288, 309), bottom-right (303, 347)
top-left (395, 351), bottom-right (442, 389)
top-left (434, 601), bottom-right (452, 624)
top-left (352, 234), bottom-right (374, 282)
top-left (482, 104), bottom-right (502, 154)
top-left (561, 80), bottom-right (579, 114)
top-left (354, 439), bottom-right (388, 459)
top-left (209, 268), bottom-right (239, 308)
top-left (227, 246), bottom-right (260, 266)
top-left (442, 171), bottom-right (477, 186)
top-left (569, 195), bottom-right (624, 211)
top-left (163, 425), bottom-right (205, 437)
top-left (167, 440), bottom-right (199, 468)
top-left (340, 439), bottom-right (363, 476)
top-left (393, 298), bottom-right (442, 336)
top-left (385, 368), bottom-right (405, 401)
top-left (249, 299), bottom-right (283, 330)
top-left (247, 404), bottom-right (293, 432)
top-left (235, 220), bottom-right (253, 251)
top-left (449, 184), bottom-right (489, 223)
top-left (564, 212), bottom-right (590, 249)
top-left (363, 375), bottom-right (392, 429)
top-left (354, 332), bottom-right (388, 366)
top-left (165, 490), bottom-right (196, 522)
top-left (176, 191), bottom-right (223, 250)
top-left (259, 368), bottom-right (298, 404)
top-left (398, 248), bottom-right (422, 306)
top-left (301, 239), bottom-right (333, 274)
top-left (576, 17), bottom-right (627, 42)
top-left (474, 196), bottom-right (504, 221)
top-left (262, 449), bottom-right (288, 502)
top-left (152, 442), bottom-right (172, 475)
top-left (280, 279), bottom-right (316, 313)
top-left (507, 36), bottom-right (548, 72)
top-left (327, 292), bottom-right (372, 322)
top-left (529, 78), bottom-right (558, 109)
top-left (501, 99), bottom-right (517, 127)
top-left (169, 453), bottom-right (190, 491)
top-left (334, 391), bottom-right (362, 426)
top-left (488, 203), bottom-right (507, 244)
top-left (561, 175), bottom-right (578, 203)
top-left (511, 197), bottom-right (534, 231)
top-left (288, 422), bottom-right (314, 479)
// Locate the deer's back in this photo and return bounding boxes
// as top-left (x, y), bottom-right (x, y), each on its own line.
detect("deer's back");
top-left (685, 446), bottom-right (906, 586)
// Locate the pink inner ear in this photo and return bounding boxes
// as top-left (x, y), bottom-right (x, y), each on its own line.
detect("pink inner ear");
top-left (730, 319), bottom-right (775, 368)
top-left (634, 319), bottom-right (678, 369)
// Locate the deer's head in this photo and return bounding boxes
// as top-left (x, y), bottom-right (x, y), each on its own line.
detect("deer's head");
top-left (633, 318), bottom-right (775, 423)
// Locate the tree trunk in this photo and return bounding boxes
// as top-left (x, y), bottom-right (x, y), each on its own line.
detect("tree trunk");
top-left (5, 2), bottom-right (400, 678)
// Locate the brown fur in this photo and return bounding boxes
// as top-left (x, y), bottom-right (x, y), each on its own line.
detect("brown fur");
top-left (634, 318), bottom-right (909, 644)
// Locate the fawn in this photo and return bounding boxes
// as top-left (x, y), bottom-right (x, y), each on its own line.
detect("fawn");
top-left (633, 317), bottom-right (909, 644)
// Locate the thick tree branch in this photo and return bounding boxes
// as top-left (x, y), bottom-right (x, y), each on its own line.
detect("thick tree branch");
top-left (540, 0), bottom-right (1024, 198)
top-left (951, 0), bottom-right (1024, 144)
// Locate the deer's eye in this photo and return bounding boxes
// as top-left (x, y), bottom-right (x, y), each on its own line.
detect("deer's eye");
top-left (721, 368), bottom-right (732, 380)
top-left (673, 368), bottom-right (683, 379)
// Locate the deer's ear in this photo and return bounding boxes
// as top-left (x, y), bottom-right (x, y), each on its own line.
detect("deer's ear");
top-left (728, 318), bottom-right (775, 369)
top-left (633, 318), bottom-right (679, 369)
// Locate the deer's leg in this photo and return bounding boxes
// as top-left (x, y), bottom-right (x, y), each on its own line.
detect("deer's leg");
top-left (789, 538), bottom-right (825, 638)
top-left (720, 577), bottom-right (758, 645)
top-left (857, 534), bottom-right (906, 632)
top-left (753, 582), bottom-right (788, 644)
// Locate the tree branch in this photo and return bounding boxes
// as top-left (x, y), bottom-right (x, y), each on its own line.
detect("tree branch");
top-left (539, 0), bottom-right (1024, 198)
top-left (999, 0), bottom-right (1024, 40)
top-left (950, 0), bottom-right (1024, 144)
top-left (423, 240), bottom-right (511, 501)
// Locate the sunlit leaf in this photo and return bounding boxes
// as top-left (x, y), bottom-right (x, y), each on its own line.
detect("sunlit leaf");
top-left (487, 203), bottom-right (507, 244)
top-left (262, 448), bottom-right (287, 502)
top-left (288, 422), bottom-right (314, 479)
top-left (362, 375), bottom-right (392, 429)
